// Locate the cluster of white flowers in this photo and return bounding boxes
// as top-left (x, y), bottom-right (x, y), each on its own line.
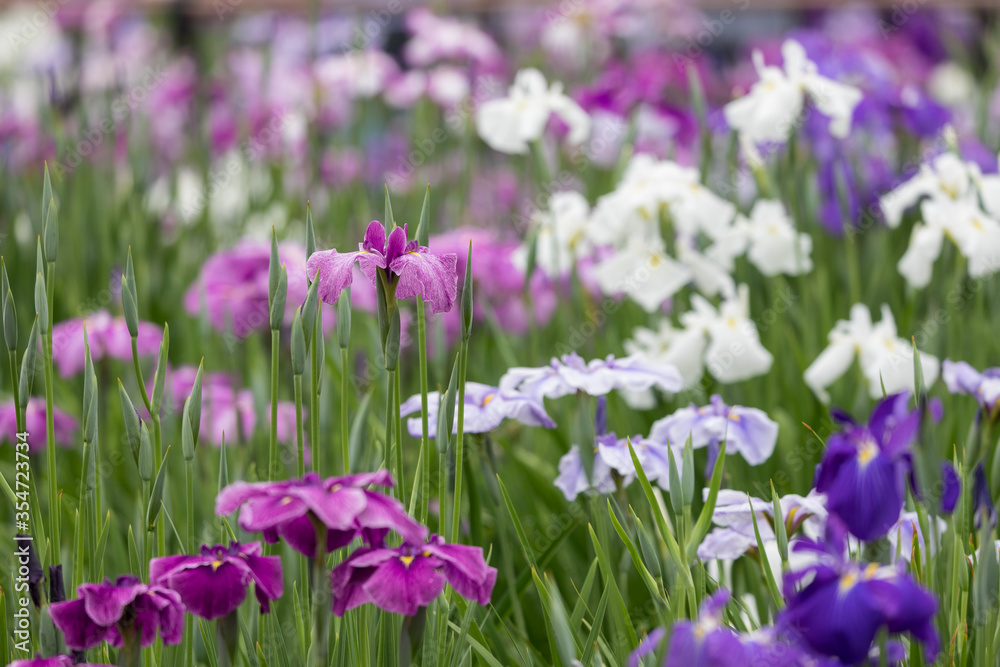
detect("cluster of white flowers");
top-left (880, 151), bottom-right (1000, 288)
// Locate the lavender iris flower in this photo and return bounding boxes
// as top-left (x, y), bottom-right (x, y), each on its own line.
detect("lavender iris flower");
top-left (49, 575), bottom-right (184, 650)
top-left (150, 541), bottom-right (283, 619)
top-left (306, 219), bottom-right (459, 314)
top-left (555, 434), bottom-right (682, 502)
top-left (779, 520), bottom-right (939, 664)
top-left (814, 393), bottom-right (919, 541)
top-left (331, 534), bottom-right (497, 617)
top-left (649, 394), bottom-right (779, 468)
top-left (499, 352), bottom-right (682, 400)
top-left (215, 471), bottom-right (426, 557)
top-left (942, 359), bottom-right (1000, 415)
top-left (398, 381), bottom-right (555, 438)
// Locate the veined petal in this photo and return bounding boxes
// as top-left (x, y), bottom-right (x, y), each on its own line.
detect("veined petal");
top-left (390, 250), bottom-right (459, 313)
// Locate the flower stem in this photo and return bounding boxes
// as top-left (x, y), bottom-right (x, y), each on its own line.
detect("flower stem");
top-left (449, 338), bottom-right (470, 544)
top-left (416, 297), bottom-right (430, 524)
top-left (340, 347), bottom-right (350, 474)
top-left (310, 319), bottom-right (320, 474)
top-left (385, 374), bottom-right (395, 490)
top-left (294, 373), bottom-right (305, 477)
top-left (44, 318), bottom-right (58, 562)
top-left (394, 367), bottom-right (404, 501)
top-left (9, 350), bottom-right (22, 433)
top-left (269, 328), bottom-right (280, 480)
top-left (307, 523), bottom-right (330, 667)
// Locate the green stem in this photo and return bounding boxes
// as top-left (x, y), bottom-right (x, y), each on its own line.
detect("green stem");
top-left (130, 338), bottom-right (152, 412)
top-left (416, 297), bottom-right (430, 524)
top-left (269, 328), bottom-right (280, 480)
top-left (394, 368), bottom-right (404, 501)
top-left (142, 480), bottom-right (151, 579)
top-left (9, 350), bottom-right (22, 433)
top-left (385, 374), bottom-right (395, 491)
top-left (44, 323), bottom-right (58, 562)
top-left (340, 347), bottom-right (350, 474)
top-left (153, 413), bottom-right (164, 558)
top-left (295, 374), bottom-right (305, 477)
top-left (185, 460), bottom-right (195, 551)
top-left (308, 523), bottom-right (330, 667)
top-left (449, 339), bottom-right (469, 544)
top-left (310, 321), bottom-right (320, 474)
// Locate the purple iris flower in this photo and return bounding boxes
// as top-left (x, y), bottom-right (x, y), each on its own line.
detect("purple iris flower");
top-left (779, 519), bottom-right (939, 664)
top-left (943, 359), bottom-right (1000, 415)
top-left (398, 381), bottom-right (555, 438)
top-left (51, 310), bottom-right (163, 378)
top-left (555, 433), bottom-right (684, 502)
top-left (150, 541), bottom-right (283, 619)
top-left (649, 394), bottom-right (779, 468)
top-left (216, 471), bottom-right (426, 557)
top-left (628, 590), bottom-right (746, 667)
top-left (49, 575), bottom-right (184, 650)
top-left (306, 220), bottom-right (458, 314)
top-left (1, 398), bottom-right (78, 452)
top-left (499, 353), bottom-right (682, 400)
top-left (814, 393), bottom-right (919, 541)
top-left (330, 534), bottom-right (497, 617)
top-left (11, 657), bottom-right (112, 667)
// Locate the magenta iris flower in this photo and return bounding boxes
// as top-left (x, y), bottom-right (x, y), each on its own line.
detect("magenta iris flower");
top-left (306, 220), bottom-right (458, 314)
top-left (150, 541), bottom-right (283, 619)
top-left (49, 575), bottom-right (184, 650)
top-left (50, 310), bottom-right (163, 378)
top-left (779, 520), bottom-right (939, 664)
top-left (399, 381), bottom-right (555, 438)
top-left (1, 398), bottom-right (78, 452)
top-left (216, 471), bottom-right (426, 557)
top-left (11, 656), bottom-right (111, 667)
top-left (183, 241), bottom-right (309, 338)
top-left (814, 392), bottom-right (919, 541)
top-left (330, 534), bottom-right (497, 617)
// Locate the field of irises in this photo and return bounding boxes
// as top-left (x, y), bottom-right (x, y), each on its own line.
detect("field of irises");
top-left (3, 2), bottom-right (1000, 666)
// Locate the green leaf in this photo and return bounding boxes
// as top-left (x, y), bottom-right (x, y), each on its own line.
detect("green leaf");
top-left (34, 270), bottom-right (48, 334)
top-left (127, 525), bottom-right (141, 575)
top-left (337, 286), bottom-right (352, 350)
top-left (187, 359), bottom-right (204, 447)
top-left (147, 446), bottom-right (170, 530)
top-left (43, 197), bottom-right (58, 263)
top-left (496, 475), bottom-right (535, 568)
top-left (461, 241), bottom-right (473, 341)
top-left (437, 353), bottom-right (460, 455)
top-left (268, 227), bottom-right (280, 306)
top-left (687, 441), bottom-right (727, 558)
top-left (416, 185), bottom-right (431, 247)
top-left (682, 435), bottom-right (695, 507)
top-left (269, 265), bottom-right (288, 331)
top-left (3, 286), bottom-right (16, 353)
top-left (749, 493), bottom-right (783, 610)
top-left (348, 390), bottom-right (373, 473)
top-left (18, 317), bottom-right (39, 409)
top-left (771, 480), bottom-right (789, 567)
top-left (291, 307), bottom-right (306, 376)
top-left (608, 501), bottom-right (666, 606)
top-left (123, 249), bottom-right (139, 337)
top-left (305, 201), bottom-right (316, 258)
top-left (302, 272), bottom-right (320, 349)
top-left (151, 323), bottom-right (169, 416)
top-left (384, 184), bottom-right (395, 229)
top-left (118, 380), bottom-right (142, 465)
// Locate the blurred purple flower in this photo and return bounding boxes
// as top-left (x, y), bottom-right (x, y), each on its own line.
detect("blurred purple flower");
top-left (51, 310), bottom-right (163, 378)
top-left (0, 398), bottom-right (78, 452)
top-left (11, 656), bottom-right (111, 667)
top-left (943, 359), bottom-right (1000, 414)
top-left (183, 241), bottom-right (309, 339)
top-left (49, 575), bottom-right (184, 650)
top-left (628, 590), bottom-right (745, 667)
top-left (331, 534), bottom-right (496, 616)
top-left (150, 541), bottom-right (283, 619)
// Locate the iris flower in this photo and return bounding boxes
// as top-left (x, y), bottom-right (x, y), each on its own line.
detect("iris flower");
top-left (50, 310), bottom-right (163, 378)
top-left (779, 519), bottom-right (939, 664)
top-left (723, 39), bottom-right (862, 145)
top-left (814, 393), bottom-right (919, 541)
top-left (11, 657), bottom-right (111, 667)
top-left (216, 471), bottom-right (426, 557)
top-left (499, 352), bottom-right (682, 400)
top-left (475, 68), bottom-right (590, 155)
top-left (331, 534), bottom-right (497, 616)
top-left (649, 394), bottom-right (780, 467)
top-left (150, 541), bottom-right (283, 619)
top-left (804, 303), bottom-right (939, 403)
top-left (307, 220), bottom-right (458, 314)
top-left (49, 575), bottom-right (184, 650)
top-left (399, 381), bottom-right (555, 439)
top-left (942, 359), bottom-right (1000, 415)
